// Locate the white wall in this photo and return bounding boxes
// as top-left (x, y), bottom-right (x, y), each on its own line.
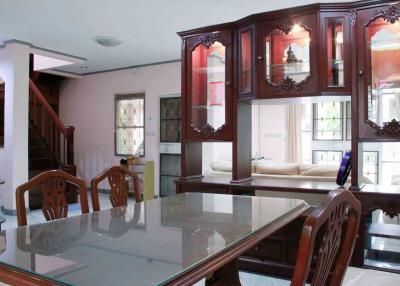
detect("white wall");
top-left (252, 104), bottom-right (287, 162)
top-left (0, 43), bottom-right (30, 212)
top-left (59, 62), bottom-right (181, 195)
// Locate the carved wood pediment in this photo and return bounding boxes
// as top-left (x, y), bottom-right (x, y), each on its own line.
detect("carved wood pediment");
top-left (274, 22), bottom-right (294, 35)
top-left (190, 123), bottom-right (225, 139)
top-left (274, 77), bottom-right (303, 93)
top-left (187, 33), bottom-right (225, 51)
top-left (375, 5), bottom-right (400, 24)
top-left (376, 119), bottom-right (400, 137)
top-left (374, 201), bottom-right (400, 219)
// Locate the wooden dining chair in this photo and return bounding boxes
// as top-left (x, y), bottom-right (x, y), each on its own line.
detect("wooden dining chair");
top-left (16, 170), bottom-right (89, 226)
top-left (90, 165), bottom-right (141, 211)
top-left (290, 189), bottom-right (361, 286)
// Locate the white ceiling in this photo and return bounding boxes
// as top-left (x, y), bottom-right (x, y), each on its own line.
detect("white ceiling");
top-left (0, 0), bottom-right (352, 75)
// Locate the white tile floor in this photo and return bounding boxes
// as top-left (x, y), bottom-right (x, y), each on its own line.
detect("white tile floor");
top-left (1, 194), bottom-right (399, 285)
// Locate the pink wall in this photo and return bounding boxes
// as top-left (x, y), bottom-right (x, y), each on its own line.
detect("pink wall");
top-left (59, 62), bottom-right (181, 191)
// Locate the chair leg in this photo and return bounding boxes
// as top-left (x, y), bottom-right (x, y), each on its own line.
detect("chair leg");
top-left (205, 259), bottom-right (241, 286)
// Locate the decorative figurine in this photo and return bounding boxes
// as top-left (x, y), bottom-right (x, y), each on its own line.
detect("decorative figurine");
top-left (285, 45), bottom-right (302, 64)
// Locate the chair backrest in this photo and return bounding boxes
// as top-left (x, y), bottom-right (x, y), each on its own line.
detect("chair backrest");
top-left (91, 165), bottom-right (141, 211)
top-left (16, 170), bottom-right (89, 226)
top-left (291, 189), bottom-right (361, 286)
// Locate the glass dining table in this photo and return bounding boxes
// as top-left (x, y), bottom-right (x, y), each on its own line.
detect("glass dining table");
top-left (0, 192), bottom-right (308, 286)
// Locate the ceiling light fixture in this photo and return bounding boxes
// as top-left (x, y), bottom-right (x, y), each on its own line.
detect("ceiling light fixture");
top-left (94, 36), bottom-right (122, 47)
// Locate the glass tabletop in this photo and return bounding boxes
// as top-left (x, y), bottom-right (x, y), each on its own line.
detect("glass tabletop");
top-left (0, 193), bottom-right (307, 286)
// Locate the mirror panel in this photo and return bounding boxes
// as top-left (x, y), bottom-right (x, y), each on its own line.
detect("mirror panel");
top-left (265, 24), bottom-right (310, 85)
top-left (367, 18), bottom-right (400, 127)
top-left (191, 41), bottom-right (226, 131)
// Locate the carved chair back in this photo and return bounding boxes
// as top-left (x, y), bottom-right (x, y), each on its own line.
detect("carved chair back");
top-left (16, 170), bottom-right (89, 226)
top-left (91, 165), bottom-right (141, 211)
top-left (291, 189), bottom-right (361, 286)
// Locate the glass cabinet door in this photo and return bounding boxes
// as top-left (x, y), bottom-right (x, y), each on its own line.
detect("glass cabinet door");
top-left (239, 26), bottom-right (254, 97)
top-left (358, 5), bottom-right (400, 139)
top-left (319, 13), bottom-right (352, 94)
top-left (265, 24), bottom-right (310, 85)
top-left (320, 12), bottom-right (351, 93)
top-left (258, 14), bottom-right (318, 97)
top-left (367, 17), bottom-right (400, 128)
top-left (186, 31), bottom-right (232, 140)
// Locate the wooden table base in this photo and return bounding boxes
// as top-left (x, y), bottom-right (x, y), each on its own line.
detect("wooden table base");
top-left (205, 259), bottom-right (241, 286)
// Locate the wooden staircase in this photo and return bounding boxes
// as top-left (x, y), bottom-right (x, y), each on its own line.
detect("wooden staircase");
top-left (0, 75), bottom-right (75, 209)
top-left (28, 79), bottom-right (76, 209)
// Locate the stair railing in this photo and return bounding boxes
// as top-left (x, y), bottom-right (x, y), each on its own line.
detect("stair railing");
top-left (28, 79), bottom-right (74, 168)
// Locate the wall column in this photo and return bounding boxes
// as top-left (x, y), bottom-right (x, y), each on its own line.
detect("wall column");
top-left (0, 42), bottom-right (30, 213)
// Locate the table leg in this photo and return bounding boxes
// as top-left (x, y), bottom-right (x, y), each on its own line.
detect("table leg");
top-left (205, 258), bottom-right (241, 286)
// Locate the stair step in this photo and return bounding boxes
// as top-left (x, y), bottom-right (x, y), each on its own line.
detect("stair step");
top-left (29, 137), bottom-right (45, 148)
top-left (29, 146), bottom-right (52, 158)
top-left (29, 157), bottom-right (57, 170)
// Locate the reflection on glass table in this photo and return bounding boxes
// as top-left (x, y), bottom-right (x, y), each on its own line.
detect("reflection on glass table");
top-left (0, 193), bottom-right (307, 286)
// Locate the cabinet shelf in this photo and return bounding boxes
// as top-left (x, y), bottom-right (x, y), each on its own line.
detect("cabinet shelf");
top-left (267, 71), bottom-right (310, 78)
top-left (192, 66), bottom-right (225, 74)
top-left (265, 61), bottom-right (310, 68)
top-left (192, 105), bottom-right (225, 109)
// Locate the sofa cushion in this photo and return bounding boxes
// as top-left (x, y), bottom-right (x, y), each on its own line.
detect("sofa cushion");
top-left (210, 160), bottom-right (257, 173)
top-left (255, 161), bottom-right (299, 175)
top-left (299, 164), bottom-right (338, 177)
top-left (210, 161), bottom-right (232, 172)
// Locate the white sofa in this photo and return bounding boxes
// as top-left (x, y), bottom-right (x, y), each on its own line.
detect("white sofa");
top-left (205, 160), bottom-right (372, 206)
top-left (206, 160), bottom-right (371, 183)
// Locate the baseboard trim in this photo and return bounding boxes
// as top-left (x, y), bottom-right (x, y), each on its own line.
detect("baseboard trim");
top-left (97, 188), bottom-right (110, 195)
top-left (1, 206), bottom-right (30, 216)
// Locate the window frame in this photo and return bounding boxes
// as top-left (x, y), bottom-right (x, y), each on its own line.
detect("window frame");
top-left (362, 151), bottom-right (379, 184)
top-left (345, 101), bottom-right (351, 141)
top-left (114, 93), bottom-right (145, 157)
top-left (312, 102), bottom-right (344, 141)
top-left (312, 150), bottom-right (343, 165)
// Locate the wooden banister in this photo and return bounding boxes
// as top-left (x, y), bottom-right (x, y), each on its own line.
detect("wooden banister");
top-left (29, 80), bottom-right (67, 134)
top-left (29, 79), bottom-right (74, 168)
top-left (66, 126), bottom-right (75, 166)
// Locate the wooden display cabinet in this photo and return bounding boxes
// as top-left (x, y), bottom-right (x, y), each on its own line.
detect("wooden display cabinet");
top-left (177, 1), bottom-right (400, 275)
top-left (257, 14), bottom-right (319, 98)
top-left (178, 1), bottom-right (400, 183)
